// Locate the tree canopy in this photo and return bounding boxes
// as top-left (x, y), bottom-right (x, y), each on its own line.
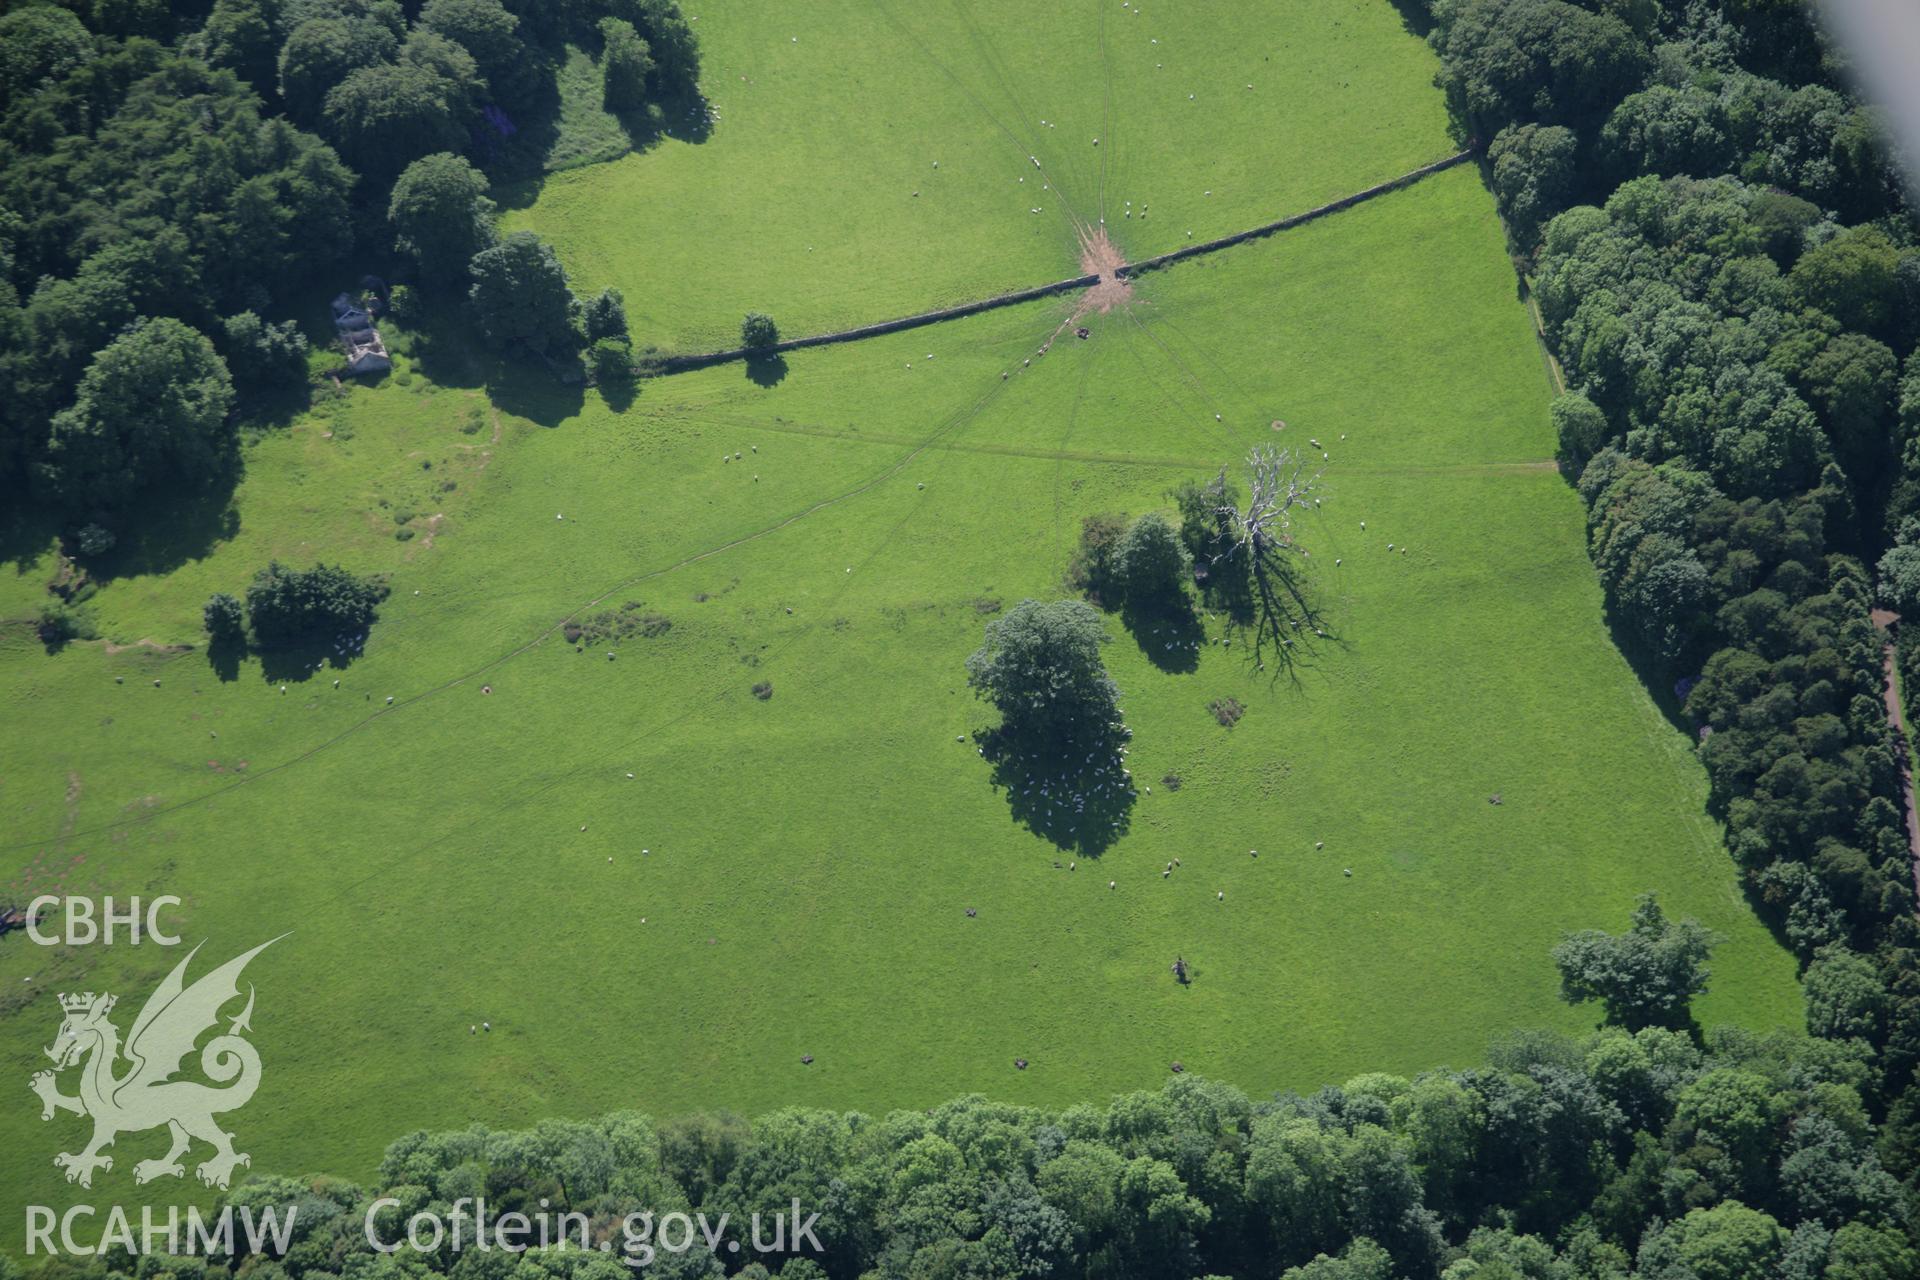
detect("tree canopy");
top-left (389, 152), bottom-right (498, 290)
top-left (1553, 893), bottom-right (1718, 1030)
top-left (966, 598), bottom-right (1122, 740)
top-left (468, 231), bottom-right (581, 353)
top-left (39, 318), bottom-right (236, 511)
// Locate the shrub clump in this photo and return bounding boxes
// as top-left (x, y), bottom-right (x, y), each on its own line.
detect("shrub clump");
top-left (741, 311), bottom-right (779, 351)
top-left (1208, 696), bottom-right (1244, 727)
top-left (751, 680), bottom-right (773, 700)
top-left (564, 601), bottom-right (670, 647)
top-left (1065, 512), bottom-right (1129, 603)
top-left (203, 593), bottom-right (246, 644)
top-left (245, 562), bottom-right (388, 646)
top-left (37, 601), bottom-right (97, 650)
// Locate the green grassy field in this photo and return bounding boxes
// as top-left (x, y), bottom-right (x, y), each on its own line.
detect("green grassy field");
top-left (504, 0), bottom-right (1456, 351)
top-left (0, 0), bottom-right (1801, 1247)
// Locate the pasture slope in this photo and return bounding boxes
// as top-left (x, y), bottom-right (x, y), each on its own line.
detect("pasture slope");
top-left (0, 0), bottom-right (1799, 1246)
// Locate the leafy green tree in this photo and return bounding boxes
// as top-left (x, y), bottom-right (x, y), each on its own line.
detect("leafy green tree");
top-left (1114, 513), bottom-right (1189, 602)
top-left (1110, 1157), bottom-right (1210, 1278)
top-left (1800, 332), bottom-right (1896, 477)
top-left (1431, 0), bottom-right (1649, 134)
top-left (966, 599), bottom-right (1121, 740)
top-left (41, 318), bottom-right (237, 510)
top-left (1279, 1239), bottom-right (1395, 1280)
top-left (1552, 894), bottom-right (1717, 1030)
top-left (222, 312), bottom-right (310, 396)
top-left (1748, 190), bottom-right (1822, 267)
top-left (245, 562), bottom-right (387, 646)
top-left (278, 16), bottom-right (399, 121)
top-left (1552, 391), bottom-right (1610, 471)
top-left (0, 6), bottom-right (94, 111)
top-left (1804, 946), bottom-right (1889, 1044)
top-left (1488, 123), bottom-right (1578, 248)
top-left (599, 17), bottom-right (654, 112)
top-left (1170, 471), bottom-right (1240, 571)
top-left (203, 592), bottom-right (246, 645)
top-left (1826, 1222), bottom-right (1920, 1280)
top-left (1068, 511), bottom-right (1130, 603)
top-left (1671, 1070), bottom-right (1781, 1199)
top-left (611, 0), bottom-right (699, 90)
top-left (1875, 518), bottom-right (1920, 614)
top-left (587, 336), bottom-right (633, 386)
top-left (1599, 85), bottom-right (1731, 181)
top-left (1789, 226), bottom-right (1902, 336)
top-left (741, 311), bottom-right (778, 351)
top-left (389, 152), bottom-right (497, 290)
top-left (323, 53), bottom-right (475, 179)
top-left (200, 0), bottom-right (281, 95)
top-left (582, 288), bottom-right (629, 342)
top-left (1637, 1202), bottom-right (1785, 1280)
top-left (420, 0), bottom-right (532, 103)
top-left (468, 232), bottom-right (581, 353)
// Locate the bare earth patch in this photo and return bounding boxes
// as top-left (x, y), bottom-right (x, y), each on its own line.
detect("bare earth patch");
top-left (1075, 228), bottom-right (1132, 317)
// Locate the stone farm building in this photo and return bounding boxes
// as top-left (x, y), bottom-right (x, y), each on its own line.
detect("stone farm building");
top-left (331, 293), bottom-right (391, 376)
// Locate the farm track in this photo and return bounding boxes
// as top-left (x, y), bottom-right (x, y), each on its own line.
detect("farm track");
top-left (656, 149), bottom-right (1477, 374)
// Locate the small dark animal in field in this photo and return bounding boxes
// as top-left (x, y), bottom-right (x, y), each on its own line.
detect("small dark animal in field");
top-left (1172, 956), bottom-right (1189, 985)
top-left (1014, 1058), bottom-right (1028, 1070)
top-left (1170, 1061), bottom-right (1184, 1073)
top-left (1489, 793), bottom-right (1502, 805)
top-left (965, 908), bottom-right (977, 917)
top-left (801, 1054), bottom-right (813, 1064)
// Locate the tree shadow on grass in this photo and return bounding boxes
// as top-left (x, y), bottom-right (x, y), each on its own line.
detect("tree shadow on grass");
top-left (600, 374), bottom-right (638, 412)
top-left (254, 631), bottom-right (368, 684)
top-left (86, 479), bottom-right (243, 583)
top-left (745, 354), bottom-right (788, 388)
top-left (979, 721), bottom-right (1135, 856)
top-left (0, 501), bottom-right (63, 575)
top-left (1120, 592), bottom-right (1204, 673)
top-left (389, 308), bottom-right (491, 392)
top-left (1212, 550), bottom-right (1342, 686)
top-left (206, 635), bottom-right (244, 683)
top-left (1385, 0), bottom-right (1435, 37)
top-left (486, 70), bottom-right (713, 211)
top-left (488, 355), bottom-right (585, 427)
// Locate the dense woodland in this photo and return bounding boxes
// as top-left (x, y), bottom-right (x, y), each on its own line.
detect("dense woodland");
top-left (0, 0), bottom-right (688, 548)
top-left (7, 0), bottom-right (1920, 1277)
top-left (1432, 2), bottom-right (1920, 1280)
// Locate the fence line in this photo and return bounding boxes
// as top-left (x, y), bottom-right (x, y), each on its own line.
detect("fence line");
top-left (653, 148), bottom-right (1478, 374)
top-left (1115, 149), bottom-right (1476, 278)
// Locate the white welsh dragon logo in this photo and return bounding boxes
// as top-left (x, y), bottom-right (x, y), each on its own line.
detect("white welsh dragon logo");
top-left (29, 937), bottom-right (282, 1190)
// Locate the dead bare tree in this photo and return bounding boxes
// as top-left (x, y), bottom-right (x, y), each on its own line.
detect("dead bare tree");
top-left (1208, 446), bottom-right (1331, 674)
top-left (1212, 445), bottom-right (1323, 563)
